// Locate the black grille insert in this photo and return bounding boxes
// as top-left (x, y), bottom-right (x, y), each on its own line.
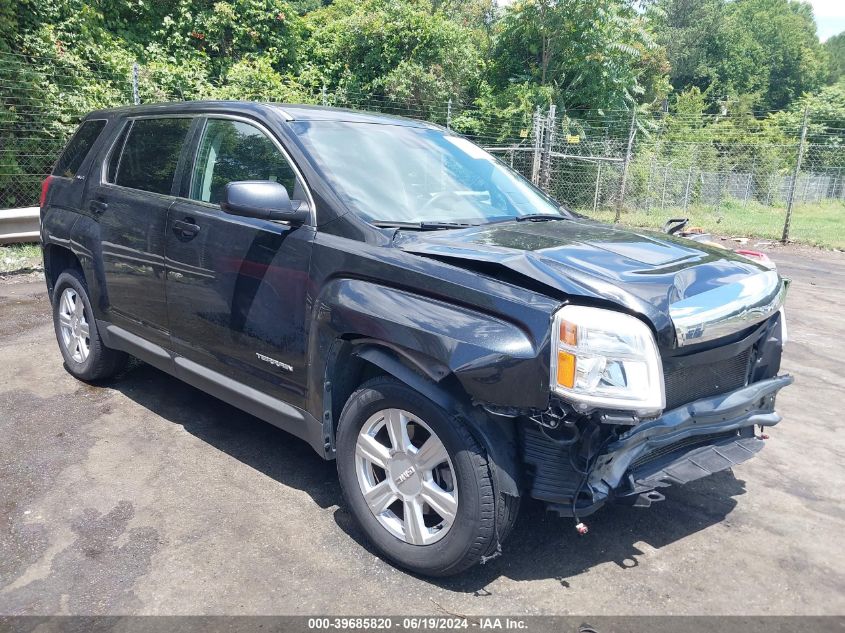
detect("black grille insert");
top-left (663, 348), bottom-right (751, 410)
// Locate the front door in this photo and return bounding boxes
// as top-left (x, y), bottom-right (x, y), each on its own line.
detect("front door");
top-left (92, 116), bottom-right (193, 349)
top-left (164, 116), bottom-right (314, 409)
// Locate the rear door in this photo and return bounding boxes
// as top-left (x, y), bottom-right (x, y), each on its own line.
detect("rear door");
top-left (164, 115), bottom-right (315, 408)
top-left (90, 116), bottom-right (194, 349)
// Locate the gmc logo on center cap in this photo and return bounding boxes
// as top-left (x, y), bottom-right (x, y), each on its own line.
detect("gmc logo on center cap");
top-left (395, 467), bottom-right (416, 485)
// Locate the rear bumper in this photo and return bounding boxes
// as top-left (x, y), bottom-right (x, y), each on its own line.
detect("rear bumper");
top-left (540, 374), bottom-right (793, 516)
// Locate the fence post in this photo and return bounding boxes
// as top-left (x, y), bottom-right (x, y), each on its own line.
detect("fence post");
top-left (643, 154), bottom-right (655, 213)
top-left (447, 98), bottom-right (452, 130)
top-left (743, 157), bottom-right (755, 206)
top-left (683, 149), bottom-right (695, 213)
top-left (531, 106), bottom-right (544, 186)
top-left (540, 104), bottom-right (556, 192)
top-left (132, 62), bottom-right (140, 105)
top-left (715, 170), bottom-right (724, 213)
top-left (782, 105), bottom-right (809, 243)
top-left (643, 111), bottom-right (666, 213)
top-left (321, 83), bottom-right (328, 106)
top-left (614, 109), bottom-right (637, 222)
top-left (593, 161), bottom-right (602, 214)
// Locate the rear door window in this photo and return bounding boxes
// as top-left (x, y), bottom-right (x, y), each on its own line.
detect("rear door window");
top-left (113, 118), bottom-right (192, 195)
top-left (105, 122), bottom-right (131, 183)
top-left (53, 119), bottom-right (107, 178)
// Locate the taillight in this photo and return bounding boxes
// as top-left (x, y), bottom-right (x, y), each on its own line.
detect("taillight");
top-left (40, 176), bottom-right (53, 209)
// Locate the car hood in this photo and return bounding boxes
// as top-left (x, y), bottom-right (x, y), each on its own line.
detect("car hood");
top-left (395, 219), bottom-right (777, 348)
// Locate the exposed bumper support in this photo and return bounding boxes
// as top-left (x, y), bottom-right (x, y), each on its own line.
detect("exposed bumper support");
top-left (631, 435), bottom-right (764, 491)
top-left (557, 374), bottom-right (794, 515)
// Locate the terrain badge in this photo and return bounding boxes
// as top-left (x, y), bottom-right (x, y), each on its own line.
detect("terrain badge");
top-left (256, 352), bottom-right (293, 372)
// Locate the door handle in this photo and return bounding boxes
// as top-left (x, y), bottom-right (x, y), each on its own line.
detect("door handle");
top-left (173, 218), bottom-right (201, 240)
top-left (89, 199), bottom-right (108, 214)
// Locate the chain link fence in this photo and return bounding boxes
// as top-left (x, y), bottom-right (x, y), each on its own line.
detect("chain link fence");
top-left (2, 50), bottom-right (843, 245)
top-left (535, 106), bottom-right (844, 245)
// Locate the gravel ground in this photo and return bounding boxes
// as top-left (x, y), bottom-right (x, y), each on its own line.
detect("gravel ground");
top-left (0, 247), bottom-right (843, 616)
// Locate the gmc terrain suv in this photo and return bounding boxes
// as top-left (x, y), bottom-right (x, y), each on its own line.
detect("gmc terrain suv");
top-left (41, 102), bottom-right (792, 576)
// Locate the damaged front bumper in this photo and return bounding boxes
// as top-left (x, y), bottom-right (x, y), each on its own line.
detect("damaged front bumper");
top-left (537, 374), bottom-right (793, 517)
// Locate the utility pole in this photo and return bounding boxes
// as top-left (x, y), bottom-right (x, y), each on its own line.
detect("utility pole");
top-left (782, 105), bottom-right (809, 243)
top-left (614, 109), bottom-right (637, 223)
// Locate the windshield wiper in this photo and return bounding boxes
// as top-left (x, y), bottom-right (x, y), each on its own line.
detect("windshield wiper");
top-left (513, 214), bottom-right (568, 222)
top-left (372, 221), bottom-right (474, 231)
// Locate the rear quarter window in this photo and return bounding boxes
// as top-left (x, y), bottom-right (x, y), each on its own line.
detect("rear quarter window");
top-left (112, 117), bottom-right (192, 195)
top-left (52, 119), bottom-right (107, 178)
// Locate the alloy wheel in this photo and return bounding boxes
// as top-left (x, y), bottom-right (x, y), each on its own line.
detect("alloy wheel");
top-left (355, 408), bottom-right (458, 545)
top-left (58, 287), bottom-right (90, 363)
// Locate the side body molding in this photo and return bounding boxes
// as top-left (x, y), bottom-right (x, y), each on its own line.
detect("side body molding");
top-left (98, 323), bottom-right (327, 456)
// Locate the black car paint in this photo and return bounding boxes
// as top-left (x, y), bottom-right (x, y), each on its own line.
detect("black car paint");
top-left (396, 219), bottom-right (768, 349)
top-left (41, 101), bottom-right (789, 516)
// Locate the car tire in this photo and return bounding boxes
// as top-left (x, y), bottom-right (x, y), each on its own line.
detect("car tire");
top-left (52, 269), bottom-right (127, 381)
top-left (336, 375), bottom-right (518, 576)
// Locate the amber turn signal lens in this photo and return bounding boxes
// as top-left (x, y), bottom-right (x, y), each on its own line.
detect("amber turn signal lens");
top-left (559, 320), bottom-right (577, 346)
top-left (556, 350), bottom-right (576, 388)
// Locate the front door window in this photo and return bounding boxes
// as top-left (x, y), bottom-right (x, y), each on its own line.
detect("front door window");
top-left (189, 119), bottom-right (304, 206)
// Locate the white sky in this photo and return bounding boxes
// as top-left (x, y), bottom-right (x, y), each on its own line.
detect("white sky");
top-left (809, 0), bottom-right (845, 40)
top-left (495, 0), bottom-right (844, 41)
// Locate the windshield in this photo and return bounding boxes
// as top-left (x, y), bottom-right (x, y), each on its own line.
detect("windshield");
top-left (290, 121), bottom-right (568, 225)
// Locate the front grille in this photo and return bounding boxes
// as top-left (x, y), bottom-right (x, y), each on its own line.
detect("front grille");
top-left (663, 348), bottom-right (751, 410)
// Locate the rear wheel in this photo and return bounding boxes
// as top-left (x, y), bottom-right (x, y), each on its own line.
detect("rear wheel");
top-left (336, 376), bottom-right (518, 576)
top-left (52, 270), bottom-right (127, 381)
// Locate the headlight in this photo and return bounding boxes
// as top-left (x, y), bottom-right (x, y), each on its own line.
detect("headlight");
top-left (551, 305), bottom-right (665, 415)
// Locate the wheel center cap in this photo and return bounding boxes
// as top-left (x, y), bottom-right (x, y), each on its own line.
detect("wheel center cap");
top-left (388, 453), bottom-right (422, 496)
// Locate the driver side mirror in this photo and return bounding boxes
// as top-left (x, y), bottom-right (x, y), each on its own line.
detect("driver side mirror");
top-left (221, 180), bottom-right (309, 225)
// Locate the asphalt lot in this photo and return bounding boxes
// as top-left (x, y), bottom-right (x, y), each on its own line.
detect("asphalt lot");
top-left (1, 245), bottom-right (844, 616)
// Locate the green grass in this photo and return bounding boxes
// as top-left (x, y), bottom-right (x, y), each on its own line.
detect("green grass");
top-left (0, 243), bottom-right (42, 273)
top-left (587, 199), bottom-right (845, 250)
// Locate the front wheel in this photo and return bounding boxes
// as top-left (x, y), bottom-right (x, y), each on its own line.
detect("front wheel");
top-left (336, 376), bottom-right (517, 576)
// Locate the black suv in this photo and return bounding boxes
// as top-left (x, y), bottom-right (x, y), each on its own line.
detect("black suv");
top-left (40, 102), bottom-right (791, 576)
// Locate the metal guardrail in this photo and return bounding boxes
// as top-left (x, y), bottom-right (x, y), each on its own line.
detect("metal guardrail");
top-left (0, 207), bottom-right (40, 244)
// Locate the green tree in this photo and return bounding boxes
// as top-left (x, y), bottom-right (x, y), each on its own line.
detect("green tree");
top-left (765, 81), bottom-right (845, 169)
top-left (652, 0), bottom-right (725, 97)
top-left (825, 32), bottom-right (845, 83)
top-left (301, 0), bottom-right (483, 117)
top-left (722, 0), bottom-right (828, 110)
top-left (489, 0), bottom-right (669, 112)
top-left (214, 56), bottom-right (311, 101)
top-left (654, 0), bottom-right (829, 111)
